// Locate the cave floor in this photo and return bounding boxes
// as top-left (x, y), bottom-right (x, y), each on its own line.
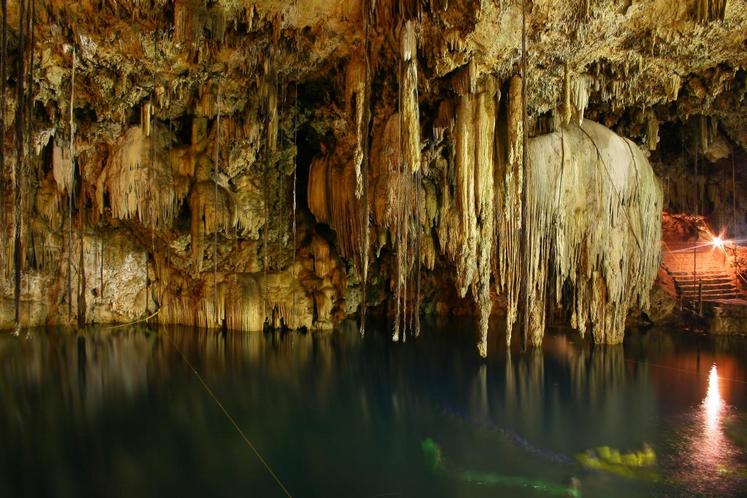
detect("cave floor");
top-left (0, 322), bottom-right (746, 497)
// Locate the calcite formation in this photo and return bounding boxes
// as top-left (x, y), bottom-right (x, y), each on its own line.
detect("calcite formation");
top-left (0, 0), bottom-right (744, 352)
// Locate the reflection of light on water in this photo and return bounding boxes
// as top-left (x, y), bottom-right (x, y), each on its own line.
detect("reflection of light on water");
top-left (679, 362), bottom-right (739, 495)
top-left (703, 364), bottom-right (723, 432)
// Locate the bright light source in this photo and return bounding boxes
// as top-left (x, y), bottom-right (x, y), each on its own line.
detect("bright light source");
top-left (712, 236), bottom-right (724, 249)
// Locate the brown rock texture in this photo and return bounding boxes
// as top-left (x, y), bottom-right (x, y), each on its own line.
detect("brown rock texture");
top-left (0, 0), bottom-right (745, 350)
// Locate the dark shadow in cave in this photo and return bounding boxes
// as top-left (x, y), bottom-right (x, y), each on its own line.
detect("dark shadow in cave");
top-left (294, 120), bottom-right (339, 246)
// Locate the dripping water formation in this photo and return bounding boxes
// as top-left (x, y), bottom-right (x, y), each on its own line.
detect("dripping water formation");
top-left (0, 1), bottom-right (746, 496)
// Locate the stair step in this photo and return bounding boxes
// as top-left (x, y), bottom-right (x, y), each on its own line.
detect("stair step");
top-left (682, 293), bottom-right (737, 301)
top-left (673, 280), bottom-right (735, 286)
top-left (680, 288), bottom-right (737, 293)
top-left (669, 274), bottom-right (733, 280)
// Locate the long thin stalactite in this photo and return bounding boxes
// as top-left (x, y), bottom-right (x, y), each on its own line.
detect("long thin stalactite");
top-left (67, 47), bottom-right (75, 323)
top-left (213, 83), bottom-right (221, 324)
top-left (518, 0), bottom-right (530, 351)
top-left (25, 0), bottom-right (35, 326)
top-left (13, 0), bottom-right (26, 332)
top-left (0, 0), bottom-right (7, 267)
top-left (359, 2), bottom-right (372, 336)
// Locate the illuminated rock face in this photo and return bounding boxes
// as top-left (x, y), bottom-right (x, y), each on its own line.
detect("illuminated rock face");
top-left (0, 1), bottom-right (742, 345)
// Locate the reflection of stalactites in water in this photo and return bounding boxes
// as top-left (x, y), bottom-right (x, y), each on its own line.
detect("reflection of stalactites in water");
top-left (469, 364), bottom-right (489, 421)
top-left (504, 348), bottom-right (544, 416)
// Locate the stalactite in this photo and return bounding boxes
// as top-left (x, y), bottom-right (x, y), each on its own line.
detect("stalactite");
top-left (95, 126), bottom-right (178, 228)
top-left (694, 0), bottom-right (727, 23)
top-left (345, 58), bottom-right (366, 198)
top-left (0, 0), bottom-right (6, 270)
top-left (499, 75), bottom-right (524, 346)
top-left (13, 0), bottom-right (26, 331)
top-left (190, 180), bottom-right (234, 271)
top-left (473, 84), bottom-right (497, 358)
top-left (562, 64), bottom-right (572, 125)
top-left (66, 46), bottom-right (74, 323)
top-left (292, 82), bottom-right (298, 326)
top-left (360, 6), bottom-right (372, 336)
top-left (77, 182), bottom-right (86, 328)
top-left (569, 74), bottom-right (591, 126)
top-left (453, 93), bottom-right (477, 297)
top-left (400, 20), bottom-right (421, 175)
top-left (665, 74), bottom-right (681, 102)
top-left (25, 0), bottom-right (35, 326)
top-left (646, 111), bottom-right (659, 151)
top-left (99, 236), bottom-right (104, 301)
top-left (262, 63), bottom-right (278, 326)
top-left (390, 19), bottom-right (422, 342)
top-left (432, 71), bottom-right (500, 355)
top-left (512, 121), bottom-right (662, 346)
top-left (213, 84), bottom-right (221, 324)
top-left (141, 102), bottom-right (151, 137)
top-left (519, 0), bottom-right (530, 350)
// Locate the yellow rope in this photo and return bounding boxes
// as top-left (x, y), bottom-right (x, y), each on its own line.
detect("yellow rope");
top-left (100, 309), bottom-right (160, 330)
top-left (164, 330), bottom-right (293, 497)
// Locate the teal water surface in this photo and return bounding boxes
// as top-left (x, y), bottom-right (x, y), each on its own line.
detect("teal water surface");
top-left (0, 319), bottom-right (745, 497)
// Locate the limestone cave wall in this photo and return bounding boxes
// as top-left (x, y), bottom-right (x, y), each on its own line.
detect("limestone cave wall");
top-left (0, 0), bottom-right (745, 352)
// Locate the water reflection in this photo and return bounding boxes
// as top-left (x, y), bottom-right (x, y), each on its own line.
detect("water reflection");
top-left (704, 364), bottom-right (723, 432)
top-left (0, 324), bottom-right (744, 497)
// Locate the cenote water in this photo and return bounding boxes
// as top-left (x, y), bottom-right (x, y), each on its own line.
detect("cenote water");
top-left (1, 320), bottom-right (746, 497)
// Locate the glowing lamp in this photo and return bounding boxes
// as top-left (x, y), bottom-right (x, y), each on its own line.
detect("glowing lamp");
top-left (712, 236), bottom-right (724, 249)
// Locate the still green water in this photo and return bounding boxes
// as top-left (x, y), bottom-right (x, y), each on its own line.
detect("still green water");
top-left (0, 319), bottom-right (745, 497)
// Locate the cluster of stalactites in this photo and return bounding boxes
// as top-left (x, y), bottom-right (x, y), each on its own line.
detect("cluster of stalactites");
top-left (435, 70), bottom-right (501, 357)
top-left (517, 120), bottom-right (662, 346)
top-left (94, 126), bottom-right (179, 229)
top-left (698, 114), bottom-right (720, 155)
top-left (367, 0), bottom-right (445, 30)
top-left (560, 68), bottom-right (591, 127)
top-left (157, 270), bottom-right (313, 332)
top-left (694, 0), bottom-right (727, 23)
top-left (390, 19), bottom-right (423, 341)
